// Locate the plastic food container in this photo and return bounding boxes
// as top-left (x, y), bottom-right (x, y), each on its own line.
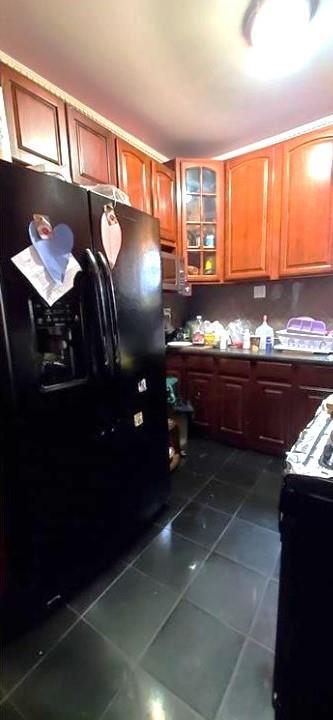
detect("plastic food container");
top-left (286, 317), bottom-right (327, 335)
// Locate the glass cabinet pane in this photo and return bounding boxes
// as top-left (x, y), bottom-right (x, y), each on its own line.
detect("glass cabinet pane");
top-left (203, 252), bottom-right (216, 275)
top-left (202, 168), bottom-right (216, 193)
top-left (188, 252), bottom-right (201, 277)
top-left (202, 224), bottom-right (216, 249)
top-left (185, 167), bottom-right (200, 193)
top-left (187, 224), bottom-right (201, 248)
top-left (186, 195), bottom-right (200, 222)
top-left (202, 196), bottom-right (216, 222)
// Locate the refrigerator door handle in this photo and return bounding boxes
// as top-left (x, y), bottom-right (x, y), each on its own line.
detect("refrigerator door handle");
top-left (85, 248), bottom-right (112, 373)
top-left (96, 251), bottom-right (120, 369)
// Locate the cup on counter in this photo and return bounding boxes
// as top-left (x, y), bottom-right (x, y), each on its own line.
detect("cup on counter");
top-left (250, 336), bottom-right (260, 353)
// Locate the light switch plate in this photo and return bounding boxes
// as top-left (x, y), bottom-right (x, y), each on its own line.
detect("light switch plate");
top-left (253, 285), bottom-right (266, 299)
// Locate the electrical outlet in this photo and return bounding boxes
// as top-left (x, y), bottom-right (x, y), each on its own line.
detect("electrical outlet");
top-left (254, 285), bottom-right (266, 299)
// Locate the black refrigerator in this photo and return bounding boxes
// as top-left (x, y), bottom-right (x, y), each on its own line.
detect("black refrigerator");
top-left (0, 161), bottom-right (169, 629)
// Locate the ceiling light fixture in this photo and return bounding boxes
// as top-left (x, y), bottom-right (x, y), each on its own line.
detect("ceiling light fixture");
top-left (243, 0), bottom-right (320, 78)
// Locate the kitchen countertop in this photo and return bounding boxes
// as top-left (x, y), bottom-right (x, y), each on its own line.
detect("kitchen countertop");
top-left (166, 345), bottom-right (333, 366)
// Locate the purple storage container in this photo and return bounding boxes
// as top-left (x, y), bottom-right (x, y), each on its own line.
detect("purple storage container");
top-left (286, 317), bottom-right (327, 335)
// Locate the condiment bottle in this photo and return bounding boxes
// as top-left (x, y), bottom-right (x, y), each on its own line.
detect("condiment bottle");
top-left (243, 329), bottom-right (251, 350)
top-left (255, 315), bottom-right (274, 351)
top-left (192, 315), bottom-right (205, 345)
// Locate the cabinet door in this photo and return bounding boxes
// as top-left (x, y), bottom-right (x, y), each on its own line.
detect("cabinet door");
top-left (280, 128), bottom-right (333, 276)
top-left (250, 380), bottom-right (293, 454)
top-left (216, 375), bottom-right (250, 447)
top-left (186, 372), bottom-right (213, 431)
top-left (116, 138), bottom-right (151, 213)
top-left (1, 65), bottom-right (70, 178)
top-left (292, 386), bottom-right (333, 445)
top-left (291, 365), bottom-right (333, 443)
top-left (181, 160), bottom-right (223, 282)
top-left (225, 146), bottom-right (280, 280)
top-left (66, 106), bottom-right (116, 186)
top-left (152, 162), bottom-right (176, 245)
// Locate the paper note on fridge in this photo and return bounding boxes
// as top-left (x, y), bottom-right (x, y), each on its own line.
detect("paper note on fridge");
top-left (11, 245), bottom-right (82, 306)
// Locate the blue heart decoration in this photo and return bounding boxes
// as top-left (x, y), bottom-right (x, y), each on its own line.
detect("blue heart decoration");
top-left (29, 221), bottom-right (74, 284)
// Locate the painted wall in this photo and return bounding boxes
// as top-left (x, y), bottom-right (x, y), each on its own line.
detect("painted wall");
top-left (165, 276), bottom-right (333, 333)
top-left (162, 291), bottom-right (189, 330)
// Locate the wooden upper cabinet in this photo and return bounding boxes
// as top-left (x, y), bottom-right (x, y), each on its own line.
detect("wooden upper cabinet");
top-left (116, 138), bottom-right (151, 213)
top-left (180, 160), bottom-right (223, 282)
top-left (151, 162), bottom-right (176, 246)
top-left (280, 128), bottom-right (333, 276)
top-left (225, 146), bottom-right (281, 281)
top-left (66, 106), bottom-right (116, 186)
top-left (1, 65), bottom-right (70, 178)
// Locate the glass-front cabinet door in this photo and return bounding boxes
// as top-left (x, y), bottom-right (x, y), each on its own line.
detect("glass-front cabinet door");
top-left (181, 160), bottom-right (223, 282)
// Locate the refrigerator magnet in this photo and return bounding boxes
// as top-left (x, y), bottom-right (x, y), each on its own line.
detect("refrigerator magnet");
top-left (101, 203), bottom-right (122, 269)
top-left (138, 378), bottom-right (147, 393)
top-left (29, 215), bottom-right (74, 284)
top-left (134, 411), bottom-right (144, 427)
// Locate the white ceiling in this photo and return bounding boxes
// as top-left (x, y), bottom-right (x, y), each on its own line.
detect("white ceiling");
top-left (1, 0), bottom-right (333, 157)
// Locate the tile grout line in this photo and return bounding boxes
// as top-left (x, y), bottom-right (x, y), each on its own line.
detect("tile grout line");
top-left (213, 637), bottom-right (250, 720)
top-left (67, 561), bottom-right (130, 616)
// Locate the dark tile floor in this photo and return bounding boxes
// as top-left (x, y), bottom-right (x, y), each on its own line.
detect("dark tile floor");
top-left (1, 440), bottom-right (282, 720)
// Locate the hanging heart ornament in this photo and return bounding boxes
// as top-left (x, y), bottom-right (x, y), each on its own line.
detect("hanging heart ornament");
top-left (101, 203), bottom-right (122, 269)
top-left (29, 214), bottom-right (74, 284)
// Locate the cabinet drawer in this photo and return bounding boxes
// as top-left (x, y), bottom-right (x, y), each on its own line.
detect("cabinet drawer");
top-left (217, 358), bottom-right (251, 377)
top-left (186, 371), bottom-right (214, 430)
top-left (185, 354), bottom-right (215, 372)
top-left (295, 364), bottom-right (333, 389)
top-left (253, 361), bottom-right (293, 382)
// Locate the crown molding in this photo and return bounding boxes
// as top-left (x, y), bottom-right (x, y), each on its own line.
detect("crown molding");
top-left (214, 114), bottom-right (333, 160)
top-left (0, 50), bottom-right (168, 163)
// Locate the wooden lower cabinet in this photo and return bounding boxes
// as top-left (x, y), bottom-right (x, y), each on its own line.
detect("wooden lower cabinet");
top-left (166, 353), bottom-right (333, 455)
top-left (249, 380), bottom-right (293, 454)
top-left (186, 372), bottom-right (214, 431)
top-left (215, 376), bottom-right (250, 446)
top-left (291, 365), bottom-right (333, 444)
top-left (292, 386), bottom-right (331, 445)
top-left (249, 362), bottom-right (293, 454)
